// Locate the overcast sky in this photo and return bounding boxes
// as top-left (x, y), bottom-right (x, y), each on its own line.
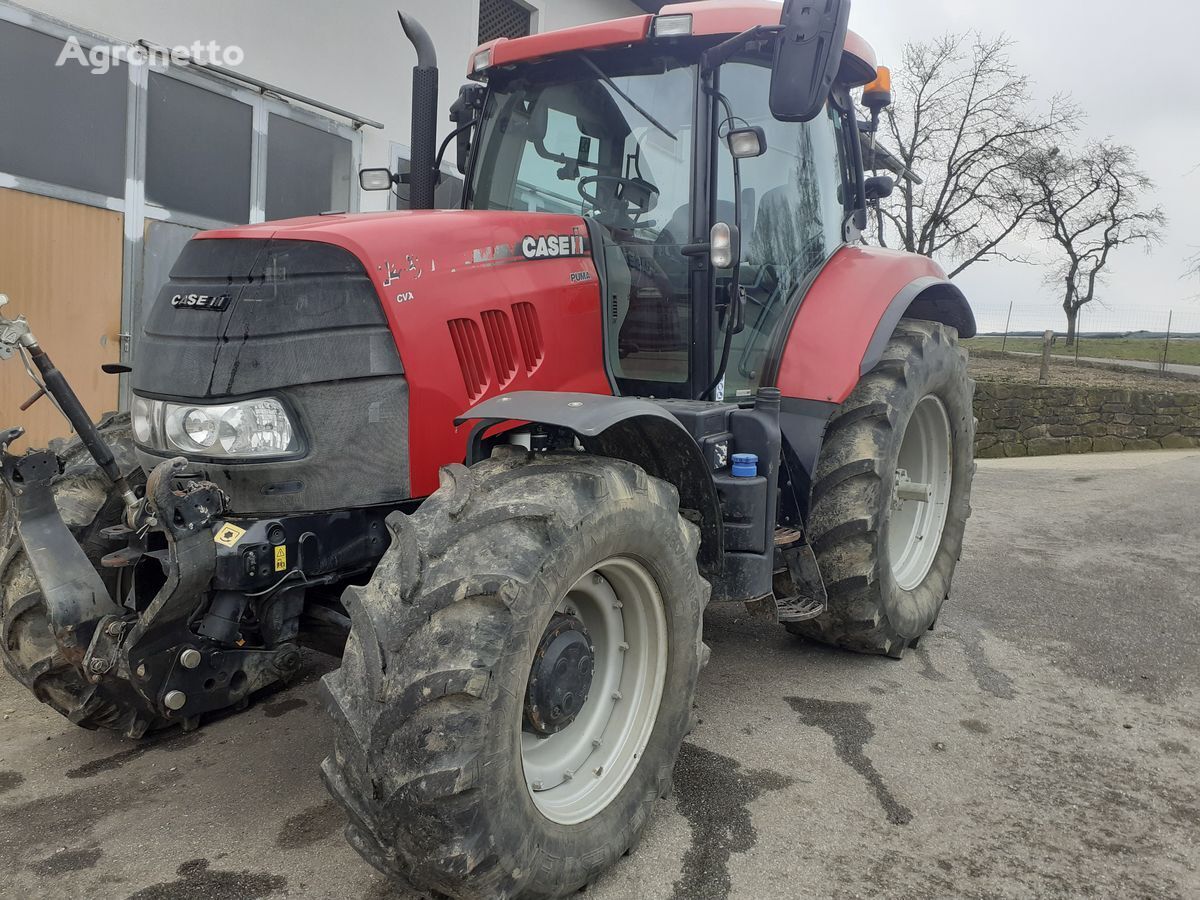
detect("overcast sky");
top-left (848, 0), bottom-right (1200, 332)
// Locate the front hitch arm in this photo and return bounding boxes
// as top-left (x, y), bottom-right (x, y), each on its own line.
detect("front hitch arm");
top-left (0, 428), bottom-right (120, 656)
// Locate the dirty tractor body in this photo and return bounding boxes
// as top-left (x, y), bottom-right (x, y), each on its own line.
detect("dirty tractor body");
top-left (0, 2), bottom-right (976, 896)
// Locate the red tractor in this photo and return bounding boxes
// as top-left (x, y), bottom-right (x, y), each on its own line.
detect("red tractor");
top-left (0, 1), bottom-right (975, 896)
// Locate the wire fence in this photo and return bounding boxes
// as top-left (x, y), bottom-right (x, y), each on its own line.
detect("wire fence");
top-left (966, 302), bottom-right (1200, 375)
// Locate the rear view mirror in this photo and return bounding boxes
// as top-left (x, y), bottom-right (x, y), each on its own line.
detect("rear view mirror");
top-left (359, 168), bottom-right (396, 191)
top-left (769, 0), bottom-right (850, 123)
top-left (864, 175), bottom-right (894, 201)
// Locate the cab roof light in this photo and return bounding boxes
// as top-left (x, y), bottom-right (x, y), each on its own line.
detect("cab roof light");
top-left (472, 47), bottom-right (493, 74)
top-left (862, 65), bottom-right (892, 111)
top-left (652, 14), bottom-right (693, 38)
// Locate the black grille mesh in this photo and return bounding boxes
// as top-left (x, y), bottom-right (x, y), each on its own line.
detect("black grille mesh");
top-left (478, 0), bottom-right (532, 44)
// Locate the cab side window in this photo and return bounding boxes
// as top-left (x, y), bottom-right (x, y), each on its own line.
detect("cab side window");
top-left (715, 60), bottom-right (849, 399)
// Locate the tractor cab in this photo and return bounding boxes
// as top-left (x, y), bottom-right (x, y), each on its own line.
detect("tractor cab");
top-left (373, 1), bottom-right (881, 403)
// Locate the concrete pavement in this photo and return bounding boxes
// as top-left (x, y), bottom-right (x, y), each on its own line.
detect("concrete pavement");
top-left (0, 450), bottom-right (1197, 899)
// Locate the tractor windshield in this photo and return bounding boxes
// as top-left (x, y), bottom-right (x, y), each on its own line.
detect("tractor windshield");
top-left (468, 53), bottom-right (699, 394)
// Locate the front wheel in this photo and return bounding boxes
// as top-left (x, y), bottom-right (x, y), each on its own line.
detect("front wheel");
top-left (788, 318), bottom-right (975, 657)
top-left (321, 450), bottom-right (708, 898)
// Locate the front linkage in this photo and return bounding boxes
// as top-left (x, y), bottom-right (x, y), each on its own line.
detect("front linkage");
top-left (1, 298), bottom-right (301, 735)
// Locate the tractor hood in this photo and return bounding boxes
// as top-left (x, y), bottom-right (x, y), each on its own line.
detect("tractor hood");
top-left (133, 210), bottom-right (611, 502)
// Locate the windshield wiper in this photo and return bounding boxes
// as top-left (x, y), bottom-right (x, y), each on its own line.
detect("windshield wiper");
top-left (578, 54), bottom-right (676, 142)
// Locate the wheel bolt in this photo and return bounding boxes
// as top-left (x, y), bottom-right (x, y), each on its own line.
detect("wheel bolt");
top-left (179, 648), bottom-right (202, 669)
top-left (88, 658), bottom-right (108, 674)
top-left (531, 780), bottom-right (543, 790)
top-left (163, 690), bottom-right (187, 710)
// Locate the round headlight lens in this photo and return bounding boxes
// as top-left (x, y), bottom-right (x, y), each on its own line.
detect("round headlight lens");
top-left (182, 409), bottom-right (219, 448)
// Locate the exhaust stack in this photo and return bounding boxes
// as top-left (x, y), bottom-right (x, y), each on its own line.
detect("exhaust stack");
top-left (399, 13), bottom-right (438, 210)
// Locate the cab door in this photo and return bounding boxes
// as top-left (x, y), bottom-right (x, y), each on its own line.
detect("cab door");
top-left (712, 59), bottom-right (852, 400)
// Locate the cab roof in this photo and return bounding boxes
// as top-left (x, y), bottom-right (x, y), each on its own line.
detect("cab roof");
top-left (469, 0), bottom-right (877, 87)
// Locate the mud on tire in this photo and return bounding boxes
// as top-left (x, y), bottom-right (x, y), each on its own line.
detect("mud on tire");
top-left (321, 450), bottom-right (709, 899)
top-left (787, 319), bottom-right (975, 657)
top-left (0, 413), bottom-right (155, 731)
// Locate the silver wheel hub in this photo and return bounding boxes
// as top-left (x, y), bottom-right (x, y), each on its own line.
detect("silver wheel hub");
top-left (521, 557), bottom-right (667, 825)
top-left (887, 395), bottom-right (953, 591)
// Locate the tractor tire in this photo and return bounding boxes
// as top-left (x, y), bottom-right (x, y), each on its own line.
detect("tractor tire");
top-left (788, 319), bottom-right (975, 658)
top-left (0, 413), bottom-right (158, 732)
top-left (321, 450), bottom-right (709, 899)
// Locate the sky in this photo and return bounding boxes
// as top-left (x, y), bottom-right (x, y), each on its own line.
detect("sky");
top-left (847, 0), bottom-right (1200, 333)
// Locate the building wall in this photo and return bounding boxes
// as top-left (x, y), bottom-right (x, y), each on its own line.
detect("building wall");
top-left (18, 0), bottom-right (645, 211)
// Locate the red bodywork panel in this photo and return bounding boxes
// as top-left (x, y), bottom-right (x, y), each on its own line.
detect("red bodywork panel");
top-left (774, 245), bottom-right (952, 405)
top-left (470, 2), bottom-right (877, 87)
top-left (199, 212), bottom-right (611, 497)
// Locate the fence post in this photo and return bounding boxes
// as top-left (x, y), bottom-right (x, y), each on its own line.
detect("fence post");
top-left (1001, 300), bottom-right (1013, 353)
top-left (1162, 310), bottom-right (1173, 375)
top-left (1040, 330), bottom-right (1053, 385)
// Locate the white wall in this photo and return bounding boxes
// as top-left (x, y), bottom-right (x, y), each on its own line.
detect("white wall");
top-left (18, 0), bottom-right (644, 210)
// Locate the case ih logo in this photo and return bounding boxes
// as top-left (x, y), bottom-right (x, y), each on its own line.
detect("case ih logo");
top-left (171, 293), bottom-right (231, 311)
top-left (520, 234), bottom-right (587, 260)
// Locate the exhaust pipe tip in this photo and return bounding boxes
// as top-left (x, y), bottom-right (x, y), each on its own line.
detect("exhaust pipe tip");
top-left (398, 12), bottom-right (437, 70)
top-left (398, 12), bottom-right (439, 210)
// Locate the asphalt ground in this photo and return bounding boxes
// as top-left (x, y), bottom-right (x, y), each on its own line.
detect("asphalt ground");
top-left (1, 449), bottom-right (1197, 899)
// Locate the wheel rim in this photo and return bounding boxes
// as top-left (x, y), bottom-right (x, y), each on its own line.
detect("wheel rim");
top-left (521, 556), bottom-right (667, 825)
top-left (887, 394), bottom-right (953, 591)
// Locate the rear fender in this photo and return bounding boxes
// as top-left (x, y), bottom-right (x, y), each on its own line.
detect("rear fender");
top-left (772, 245), bottom-right (975, 406)
top-left (456, 392), bottom-right (722, 576)
top-left (768, 246), bottom-right (975, 491)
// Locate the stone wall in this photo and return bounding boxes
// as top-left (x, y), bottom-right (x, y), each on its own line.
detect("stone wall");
top-left (974, 383), bottom-right (1200, 458)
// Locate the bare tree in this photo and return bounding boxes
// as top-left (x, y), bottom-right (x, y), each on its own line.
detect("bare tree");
top-left (877, 33), bottom-right (1076, 278)
top-left (1022, 142), bottom-right (1166, 344)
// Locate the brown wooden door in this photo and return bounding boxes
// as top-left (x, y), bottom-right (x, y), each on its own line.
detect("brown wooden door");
top-left (0, 188), bottom-right (124, 449)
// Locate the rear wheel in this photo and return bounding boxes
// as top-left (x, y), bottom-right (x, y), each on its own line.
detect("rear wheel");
top-left (788, 319), bottom-right (975, 657)
top-left (0, 413), bottom-right (158, 732)
top-left (321, 451), bottom-right (708, 898)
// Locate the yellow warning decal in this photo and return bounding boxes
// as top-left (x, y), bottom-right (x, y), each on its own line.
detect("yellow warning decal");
top-left (274, 545), bottom-right (287, 572)
top-left (214, 523), bottom-right (247, 547)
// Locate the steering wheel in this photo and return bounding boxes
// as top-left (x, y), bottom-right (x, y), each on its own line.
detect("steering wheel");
top-left (577, 175), bottom-right (659, 222)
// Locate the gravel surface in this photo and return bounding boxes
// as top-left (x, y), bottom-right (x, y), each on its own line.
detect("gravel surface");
top-left (0, 450), bottom-right (1197, 899)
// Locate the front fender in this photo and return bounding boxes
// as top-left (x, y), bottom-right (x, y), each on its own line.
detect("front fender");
top-left (456, 392), bottom-right (722, 576)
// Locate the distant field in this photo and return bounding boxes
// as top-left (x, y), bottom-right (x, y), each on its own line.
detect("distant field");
top-left (964, 336), bottom-right (1200, 367)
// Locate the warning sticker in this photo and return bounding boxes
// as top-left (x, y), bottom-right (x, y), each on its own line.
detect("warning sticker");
top-left (214, 523), bottom-right (247, 547)
top-left (274, 545), bottom-right (287, 572)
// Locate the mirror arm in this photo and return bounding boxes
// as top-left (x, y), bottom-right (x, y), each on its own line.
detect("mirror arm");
top-left (701, 25), bottom-right (782, 72)
top-left (435, 118), bottom-right (478, 174)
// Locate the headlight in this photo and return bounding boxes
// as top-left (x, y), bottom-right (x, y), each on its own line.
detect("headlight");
top-left (131, 395), bottom-right (157, 445)
top-left (133, 395), bottom-right (300, 459)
